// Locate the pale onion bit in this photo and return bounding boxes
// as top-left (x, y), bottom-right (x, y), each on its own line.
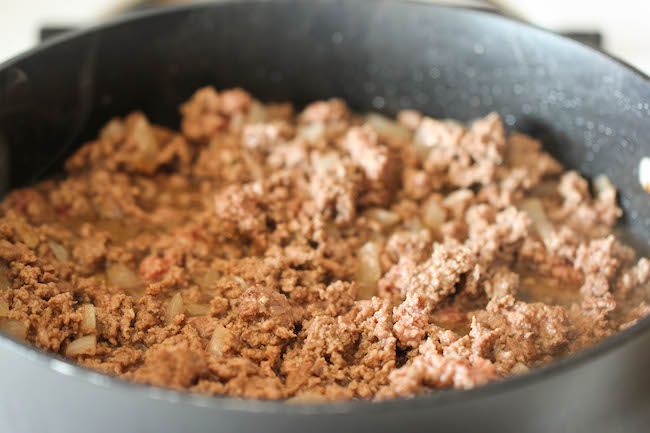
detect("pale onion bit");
top-left (421, 196), bottom-right (447, 230)
top-left (185, 303), bottom-right (210, 317)
top-left (0, 320), bottom-right (27, 340)
top-left (0, 299), bottom-right (9, 317)
top-left (80, 304), bottom-right (96, 334)
top-left (365, 208), bottom-right (400, 228)
top-left (593, 174), bottom-right (612, 194)
top-left (165, 293), bottom-right (185, 324)
top-left (207, 324), bottom-right (227, 355)
top-left (519, 198), bottom-right (554, 240)
top-left (106, 263), bottom-right (143, 291)
top-left (365, 113), bottom-right (411, 141)
top-left (357, 242), bottom-right (381, 299)
top-left (65, 335), bottom-right (97, 357)
top-left (15, 218), bottom-right (39, 248)
top-left (48, 241), bottom-right (69, 262)
top-left (199, 269), bottom-right (222, 290)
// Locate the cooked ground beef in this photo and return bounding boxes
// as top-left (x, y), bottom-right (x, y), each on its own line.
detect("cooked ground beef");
top-left (0, 87), bottom-right (648, 401)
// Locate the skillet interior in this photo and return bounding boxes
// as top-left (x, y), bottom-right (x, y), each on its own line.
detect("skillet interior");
top-left (0, 1), bottom-right (648, 432)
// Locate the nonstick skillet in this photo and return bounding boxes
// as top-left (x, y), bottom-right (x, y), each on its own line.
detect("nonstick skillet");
top-left (0, 1), bottom-right (649, 432)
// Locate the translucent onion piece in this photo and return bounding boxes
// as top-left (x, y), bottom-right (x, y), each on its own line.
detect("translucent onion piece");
top-left (100, 118), bottom-right (125, 141)
top-left (48, 241), bottom-right (69, 262)
top-left (65, 335), bottom-right (97, 357)
top-left (232, 276), bottom-right (248, 290)
top-left (129, 116), bottom-right (160, 173)
top-left (421, 196), bottom-right (447, 230)
top-left (0, 300), bottom-right (9, 317)
top-left (298, 123), bottom-right (325, 143)
top-left (365, 208), bottom-right (400, 228)
top-left (207, 324), bottom-right (227, 355)
top-left (639, 157), bottom-right (650, 193)
top-left (106, 263), bottom-right (143, 291)
top-left (593, 174), bottom-right (615, 198)
top-left (312, 152), bottom-right (342, 175)
top-left (413, 118), bottom-right (464, 162)
top-left (357, 242), bottom-right (381, 299)
top-left (365, 113), bottom-right (411, 141)
top-left (15, 218), bottom-right (39, 248)
top-left (165, 293), bottom-right (184, 324)
top-left (403, 218), bottom-right (425, 233)
top-left (199, 269), bottom-right (222, 290)
top-left (131, 115), bottom-right (157, 155)
top-left (413, 119), bottom-right (439, 148)
top-left (80, 304), bottom-right (96, 334)
top-left (185, 303), bottom-right (210, 317)
top-left (0, 320), bottom-right (27, 340)
top-left (511, 362), bottom-right (530, 375)
top-left (519, 198), bottom-right (554, 240)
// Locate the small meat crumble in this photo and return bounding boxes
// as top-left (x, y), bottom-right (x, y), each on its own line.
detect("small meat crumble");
top-left (0, 87), bottom-right (648, 401)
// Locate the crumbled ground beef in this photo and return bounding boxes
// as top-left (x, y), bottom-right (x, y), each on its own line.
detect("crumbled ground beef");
top-left (0, 87), bottom-right (648, 401)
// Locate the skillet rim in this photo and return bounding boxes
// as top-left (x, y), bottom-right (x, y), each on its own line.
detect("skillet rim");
top-left (0, 0), bottom-right (649, 415)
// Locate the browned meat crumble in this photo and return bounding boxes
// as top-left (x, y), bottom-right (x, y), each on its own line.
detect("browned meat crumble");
top-left (0, 87), bottom-right (648, 401)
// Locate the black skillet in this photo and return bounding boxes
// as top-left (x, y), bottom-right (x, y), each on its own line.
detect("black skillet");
top-left (0, 1), bottom-right (649, 432)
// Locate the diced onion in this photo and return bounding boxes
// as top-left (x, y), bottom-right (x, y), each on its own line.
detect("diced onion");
top-left (421, 196), bottom-right (447, 230)
top-left (366, 113), bottom-right (411, 141)
top-left (129, 116), bottom-right (160, 173)
top-left (65, 335), bottom-right (96, 357)
top-left (0, 300), bottom-right (9, 317)
top-left (100, 119), bottom-right (125, 141)
top-left (312, 152), bottom-right (342, 175)
top-left (639, 157), bottom-right (650, 193)
top-left (106, 263), bottom-right (143, 291)
top-left (165, 293), bottom-right (184, 324)
top-left (413, 118), bottom-right (464, 162)
top-left (185, 303), bottom-right (210, 317)
top-left (0, 320), bottom-right (27, 340)
top-left (365, 208), bottom-right (400, 228)
top-left (198, 269), bottom-right (222, 291)
top-left (403, 218), bottom-right (425, 233)
top-left (232, 276), bottom-right (248, 290)
top-left (511, 362), bottom-right (530, 375)
top-left (397, 109), bottom-right (422, 130)
top-left (519, 198), bottom-right (554, 240)
top-left (298, 123), bottom-right (325, 142)
top-left (15, 218), bottom-right (39, 248)
top-left (593, 174), bottom-right (614, 195)
top-left (131, 115), bottom-right (157, 154)
top-left (48, 241), bottom-right (69, 262)
top-left (208, 324), bottom-right (227, 355)
top-left (80, 304), bottom-right (96, 334)
top-left (357, 242), bottom-right (381, 299)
